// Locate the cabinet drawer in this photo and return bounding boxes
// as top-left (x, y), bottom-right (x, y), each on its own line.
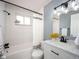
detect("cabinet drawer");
top-left (44, 43), bottom-right (61, 55)
top-left (44, 43), bottom-right (76, 59)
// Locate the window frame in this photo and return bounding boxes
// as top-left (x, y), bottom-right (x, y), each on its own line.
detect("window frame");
top-left (15, 14), bottom-right (32, 26)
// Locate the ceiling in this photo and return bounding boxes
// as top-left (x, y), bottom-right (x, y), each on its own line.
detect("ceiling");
top-left (5, 0), bottom-right (52, 13)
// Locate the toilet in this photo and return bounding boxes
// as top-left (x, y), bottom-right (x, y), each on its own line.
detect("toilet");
top-left (32, 49), bottom-right (43, 59)
top-left (32, 43), bottom-right (43, 59)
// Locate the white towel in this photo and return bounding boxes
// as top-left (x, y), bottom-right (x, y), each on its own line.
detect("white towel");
top-left (75, 35), bottom-right (79, 45)
top-left (0, 27), bottom-right (3, 46)
top-left (61, 28), bottom-right (67, 36)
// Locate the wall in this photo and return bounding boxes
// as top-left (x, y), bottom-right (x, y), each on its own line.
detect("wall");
top-left (5, 4), bottom-right (33, 47)
top-left (44, 2), bottom-right (53, 40)
top-left (0, 1), bottom-right (5, 41)
top-left (5, 0), bottom-right (52, 12)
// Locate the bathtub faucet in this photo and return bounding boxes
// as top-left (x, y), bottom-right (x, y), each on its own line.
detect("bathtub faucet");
top-left (4, 43), bottom-right (9, 49)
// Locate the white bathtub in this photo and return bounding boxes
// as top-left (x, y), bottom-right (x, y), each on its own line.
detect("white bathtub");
top-left (6, 43), bottom-right (33, 59)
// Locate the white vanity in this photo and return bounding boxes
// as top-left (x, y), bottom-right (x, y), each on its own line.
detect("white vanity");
top-left (43, 40), bottom-right (79, 59)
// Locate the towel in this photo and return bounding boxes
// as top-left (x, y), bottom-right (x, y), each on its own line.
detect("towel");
top-left (61, 28), bottom-right (67, 36)
top-left (75, 35), bottom-right (79, 45)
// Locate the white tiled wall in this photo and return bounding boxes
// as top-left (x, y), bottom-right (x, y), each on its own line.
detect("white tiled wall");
top-left (0, 1), bottom-right (5, 41)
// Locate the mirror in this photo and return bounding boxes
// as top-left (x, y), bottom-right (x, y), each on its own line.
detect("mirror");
top-left (53, 10), bottom-right (79, 37)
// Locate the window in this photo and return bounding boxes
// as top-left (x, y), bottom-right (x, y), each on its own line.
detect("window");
top-left (15, 15), bottom-right (31, 25)
top-left (24, 17), bottom-right (31, 25)
top-left (16, 15), bottom-right (24, 24)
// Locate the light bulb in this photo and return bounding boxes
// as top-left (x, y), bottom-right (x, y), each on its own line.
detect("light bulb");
top-left (61, 6), bottom-right (64, 12)
top-left (53, 9), bottom-right (57, 14)
top-left (69, 0), bottom-right (79, 11)
top-left (71, 1), bottom-right (79, 10)
top-left (61, 6), bottom-right (69, 14)
top-left (74, 5), bottom-right (79, 10)
top-left (64, 9), bottom-right (69, 13)
top-left (71, 1), bottom-right (76, 8)
top-left (57, 12), bottom-right (61, 16)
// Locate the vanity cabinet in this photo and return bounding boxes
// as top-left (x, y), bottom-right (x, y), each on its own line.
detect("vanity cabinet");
top-left (44, 43), bottom-right (78, 59)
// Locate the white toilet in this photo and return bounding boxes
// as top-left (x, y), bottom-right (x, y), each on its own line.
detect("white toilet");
top-left (32, 43), bottom-right (43, 59)
top-left (32, 49), bottom-right (43, 59)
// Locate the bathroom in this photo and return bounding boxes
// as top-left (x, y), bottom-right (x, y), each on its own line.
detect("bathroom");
top-left (0, 0), bottom-right (79, 59)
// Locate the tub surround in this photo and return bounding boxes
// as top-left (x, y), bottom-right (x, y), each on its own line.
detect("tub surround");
top-left (6, 43), bottom-right (32, 59)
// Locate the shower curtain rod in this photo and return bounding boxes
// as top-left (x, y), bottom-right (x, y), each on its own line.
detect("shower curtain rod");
top-left (0, 0), bottom-right (43, 15)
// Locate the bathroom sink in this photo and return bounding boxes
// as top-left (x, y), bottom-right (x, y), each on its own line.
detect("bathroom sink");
top-left (44, 39), bottom-right (79, 56)
top-left (67, 40), bottom-right (79, 49)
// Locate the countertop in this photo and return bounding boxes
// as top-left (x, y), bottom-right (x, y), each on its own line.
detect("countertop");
top-left (44, 39), bottom-right (79, 56)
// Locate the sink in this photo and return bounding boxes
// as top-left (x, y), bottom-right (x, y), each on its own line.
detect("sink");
top-left (67, 40), bottom-right (79, 49)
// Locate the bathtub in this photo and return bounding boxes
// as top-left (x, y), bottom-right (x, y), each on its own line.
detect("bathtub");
top-left (6, 43), bottom-right (33, 59)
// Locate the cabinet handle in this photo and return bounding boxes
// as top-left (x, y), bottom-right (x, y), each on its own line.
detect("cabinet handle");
top-left (51, 50), bottom-right (59, 56)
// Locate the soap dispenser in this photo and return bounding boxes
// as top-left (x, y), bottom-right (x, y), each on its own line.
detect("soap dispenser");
top-left (60, 36), bottom-right (67, 43)
top-left (75, 35), bottom-right (79, 46)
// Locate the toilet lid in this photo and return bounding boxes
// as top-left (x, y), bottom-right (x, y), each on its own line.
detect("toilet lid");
top-left (32, 49), bottom-right (43, 57)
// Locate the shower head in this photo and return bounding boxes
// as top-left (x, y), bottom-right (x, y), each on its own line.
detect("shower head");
top-left (7, 13), bottom-right (10, 15)
top-left (3, 10), bottom-right (11, 15)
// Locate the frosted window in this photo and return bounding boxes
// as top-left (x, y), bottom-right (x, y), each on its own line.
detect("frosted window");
top-left (16, 15), bottom-right (31, 25)
top-left (24, 17), bottom-right (31, 25)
